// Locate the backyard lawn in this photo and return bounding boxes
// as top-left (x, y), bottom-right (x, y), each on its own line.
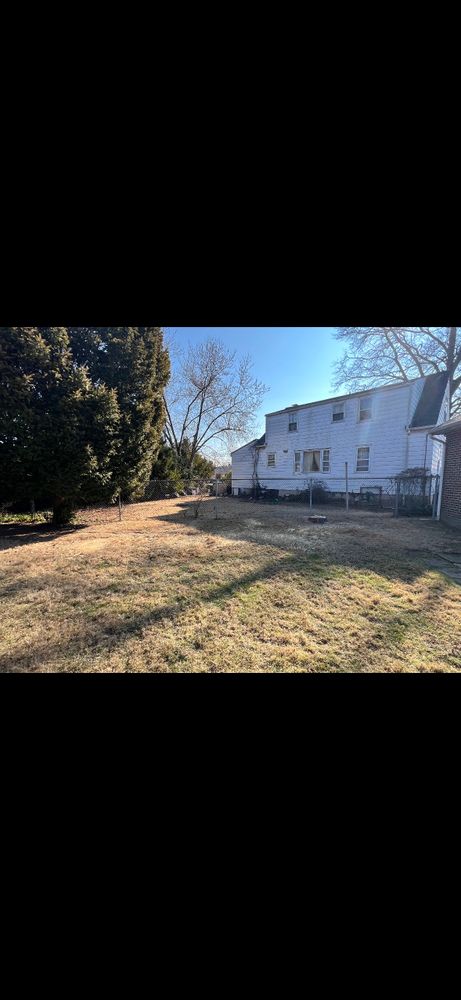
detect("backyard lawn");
top-left (1, 497), bottom-right (460, 672)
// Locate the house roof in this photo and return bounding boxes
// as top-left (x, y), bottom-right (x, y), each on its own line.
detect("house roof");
top-left (409, 372), bottom-right (449, 429)
top-left (230, 433), bottom-right (265, 455)
top-left (265, 375), bottom-right (425, 418)
top-left (430, 415), bottom-right (461, 436)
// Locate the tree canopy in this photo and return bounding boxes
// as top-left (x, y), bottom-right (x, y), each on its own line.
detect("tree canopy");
top-left (1, 327), bottom-right (170, 523)
top-left (333, 327), bottom-right (461, 414)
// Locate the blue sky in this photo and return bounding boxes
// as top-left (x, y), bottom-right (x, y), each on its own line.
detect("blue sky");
top-left (172, 327), bottom-right (342, 446)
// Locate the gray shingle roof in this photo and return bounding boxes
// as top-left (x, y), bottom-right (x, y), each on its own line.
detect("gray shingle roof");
top-left (410, 372), bottom-right (449, 428)
top-left (430, 415), bottom-right (461, 435)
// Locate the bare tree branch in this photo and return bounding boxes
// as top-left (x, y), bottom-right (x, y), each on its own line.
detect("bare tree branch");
top-left (333, 327), bottom-right (461, 415)
top-left (164, 337), bottom-right (268, 474)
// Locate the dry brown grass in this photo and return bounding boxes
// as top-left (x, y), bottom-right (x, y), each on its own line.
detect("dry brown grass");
top-left (1, 497), bottom-right (460, 672)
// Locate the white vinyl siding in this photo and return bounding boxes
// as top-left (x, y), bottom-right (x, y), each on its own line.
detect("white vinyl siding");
top-left (359, 397), bottom-right (372, 421)
top-left (356, 446), bottom-right (370, 472)
top-left (332, 402), bottom-right (345, 422)
top-left (267, 453), bottom-right (276, 468)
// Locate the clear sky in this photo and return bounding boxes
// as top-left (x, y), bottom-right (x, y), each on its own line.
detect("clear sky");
top-left (171, 327), bottom-right (343, 450)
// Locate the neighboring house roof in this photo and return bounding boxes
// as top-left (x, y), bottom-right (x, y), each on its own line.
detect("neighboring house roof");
top-left (231, 433), bottom-right (265, 455)
top-left (410, 372), bottom-right (449, 429)
top-left (429, 415), bottom-right (461, 436)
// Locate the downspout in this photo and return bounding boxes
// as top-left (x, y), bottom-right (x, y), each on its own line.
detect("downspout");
top-left (427, 434), bottom-right (447, 520)
top-left (436, 439), bottom-right (447, 521)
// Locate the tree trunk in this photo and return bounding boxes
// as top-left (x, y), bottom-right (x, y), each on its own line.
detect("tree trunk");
top-left (52, 499), bottom-right (74, 527)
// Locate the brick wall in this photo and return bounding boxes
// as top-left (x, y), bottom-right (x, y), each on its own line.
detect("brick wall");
top-left (441, 429), bottom-right (461, 529)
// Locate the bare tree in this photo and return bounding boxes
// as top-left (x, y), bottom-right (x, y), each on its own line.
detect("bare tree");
top-left (333, 327), bottom-right (461, 414)
top-left (163, 337), bottom-right (268, 474)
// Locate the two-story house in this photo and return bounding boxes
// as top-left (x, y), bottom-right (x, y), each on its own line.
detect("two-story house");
top-left (231, 373), bottom-right (450, 496)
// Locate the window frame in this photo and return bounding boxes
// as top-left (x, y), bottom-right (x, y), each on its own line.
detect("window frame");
top-left (358, 396), bottom-right (373, 422)
top-left (356, 445), bottom-right (370, 473)
top-left (322, 448), bottom-right (331, 473)
top-left (267, 452), bottom-right (276, 468)
top-left (294, 451), bottom-right (301, 473)
top-left (288, 412), bottom-right (298, 432)
top-left (332, 402), bottom-right (345, 423)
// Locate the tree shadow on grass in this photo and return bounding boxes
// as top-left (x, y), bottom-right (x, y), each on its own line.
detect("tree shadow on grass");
top-left (0, 549), bottom-right (314, 671)
top-left (155, 504), bottom-right (436, 587)
top-left (1, 501), bottom-right (458, 672)
top-left (0, 524), bottom-right (85, 551)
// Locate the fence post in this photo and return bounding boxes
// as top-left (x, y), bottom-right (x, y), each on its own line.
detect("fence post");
top-left (345, 462), bottom-right (349, 512)
top-left (30, 499), bottom-right (36, 522)
top-left (310, 479), bottom-right (313, 510)
top-left (394, 480), bottom-right (400, 518)
top-left (118, 495), bottom-right (122, 522)
top-left (215, 476), bottom-right (219, 499)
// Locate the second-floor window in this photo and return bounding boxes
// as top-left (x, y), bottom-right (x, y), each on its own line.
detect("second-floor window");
top-left (288, 413), bottom-right (298, 432)
top-left (332, 402), bottom-right (345, 422)
top-left (359, 397), bottom-right (372, 421)
top-left (267, 453), bottom-right (276, 467)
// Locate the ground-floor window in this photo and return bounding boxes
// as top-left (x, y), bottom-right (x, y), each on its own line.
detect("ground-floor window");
top-left (295, 449), bottom-right (330, 474)
top-left (267, 453), bottom-right (276, 467)
top-left (356, 446), bottom-right (370, 472)
top-left (303, 450), bottom-right (320, 473)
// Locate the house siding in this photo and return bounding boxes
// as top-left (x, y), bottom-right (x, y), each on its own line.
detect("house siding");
top-left (231, 377), bottom-right (448, 496)
top-left (233, 380), bottom-right (423, 491)
top-left (440, 428), bottom-right (461, 529)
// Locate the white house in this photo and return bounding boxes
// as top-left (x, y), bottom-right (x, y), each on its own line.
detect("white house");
top-left (231, 373), bottom-right (450, 496)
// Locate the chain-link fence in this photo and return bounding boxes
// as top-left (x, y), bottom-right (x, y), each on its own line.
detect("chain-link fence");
top-left (231, 474), bottom-right (441, 517)
top-left (0, 472), bottom-right (440, 528)
top-left (73, 478), bottom-right (231, 524)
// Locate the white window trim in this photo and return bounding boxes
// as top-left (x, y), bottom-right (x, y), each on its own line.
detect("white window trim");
top-left (322, 448), bottom-right (331, 473)
top-left (294, 449), bottom-right (331, 474)
top-left (356, 445), bottom-right (371, 473)
top-left (267, 453), bottom-right (276, 468)
top-left (358, 396), bottom-right (373, 422)
top-left (332, 402), bottom-right (345, 423)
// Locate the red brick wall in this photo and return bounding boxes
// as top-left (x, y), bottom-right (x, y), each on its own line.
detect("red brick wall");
top-left (441, 429), bottom-right (461, 529)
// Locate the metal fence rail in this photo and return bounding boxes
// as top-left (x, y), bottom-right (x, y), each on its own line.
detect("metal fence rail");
top-left (230, 473), bottom-right (440, 517)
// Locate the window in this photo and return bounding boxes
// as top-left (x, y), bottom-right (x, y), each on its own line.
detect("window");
top-left (268, 453), bottom-right (276, 467)
top-left (359, 397), bottom-right (372, 421)
top-left (303, 450), bottom-right (320, 473)
top-left (294, 451), bottom-right (301, 473)
top-left (288, 413), bottom-right (298, 432)
top-left (332, 402), bottom-right (345, 422)
top-left (322, 449), bottom-right (330, 473)
top-left (356, 447), bottom-right (370, 472)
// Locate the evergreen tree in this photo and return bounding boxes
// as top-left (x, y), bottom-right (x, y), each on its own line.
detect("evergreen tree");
top-left (0, 327), bottom-right (120, 525)
top-left (151, 438), bottom-right (215, 485)
top-left (69, 328), bottom-right (170, 498)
